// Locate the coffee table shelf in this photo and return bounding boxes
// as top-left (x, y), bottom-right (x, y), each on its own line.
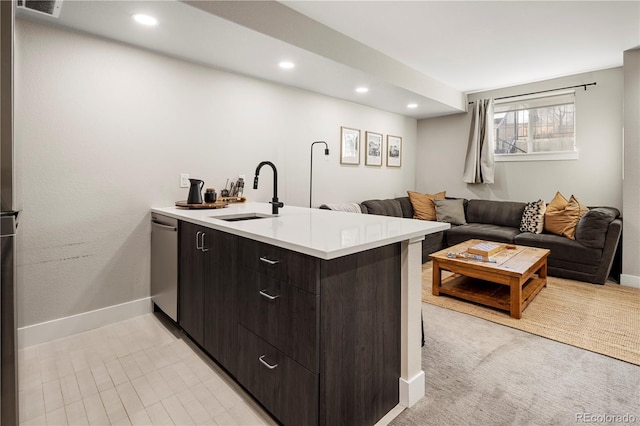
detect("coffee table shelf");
top-left (439, 274), bottom-right (546, 313)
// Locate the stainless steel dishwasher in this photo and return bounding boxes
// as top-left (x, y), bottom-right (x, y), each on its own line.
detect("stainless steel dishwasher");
top-left (151, 213), bottom-right (178, 321)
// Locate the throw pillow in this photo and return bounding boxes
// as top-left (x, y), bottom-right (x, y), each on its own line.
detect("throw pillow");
top-left (520, 199), bottom-right (546, 234)
top-left (434, 198), bottom-right (467, 225)
top-left (407, 190), bottom-right (446, 221)
top-left (544, 192), bottom-right (589, 239)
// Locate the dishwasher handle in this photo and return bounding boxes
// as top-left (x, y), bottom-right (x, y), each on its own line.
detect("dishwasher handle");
top-left (152, 221), bottom-right (177, 232)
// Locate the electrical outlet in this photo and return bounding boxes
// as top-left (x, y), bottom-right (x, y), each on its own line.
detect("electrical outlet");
top-left (180, 174), bottom-right (190, 188)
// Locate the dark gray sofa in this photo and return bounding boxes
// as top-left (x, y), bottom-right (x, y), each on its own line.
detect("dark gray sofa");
top-left (345, 196), bottom-right (621, 285)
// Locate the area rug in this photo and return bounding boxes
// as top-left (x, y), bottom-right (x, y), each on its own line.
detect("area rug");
top-left (421, 262), bottom-right (640, 365)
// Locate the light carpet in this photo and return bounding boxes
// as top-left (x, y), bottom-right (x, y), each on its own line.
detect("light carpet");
top-left (421, 262), bottom-right (640, 365)
top-left (390, 303), bottom-right (640, 426)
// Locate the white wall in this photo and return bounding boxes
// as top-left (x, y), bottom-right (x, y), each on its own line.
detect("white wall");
top-left (622, 49), bottom-right (640, 287)
top-left (416, 68), bottom-right (624, 209)
top-left (15, 20), bottom-right (417, 327)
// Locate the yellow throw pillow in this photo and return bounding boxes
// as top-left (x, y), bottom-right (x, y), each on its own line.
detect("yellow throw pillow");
top-left (544, 192), bottom-right (588, 239)
top-left (547, 191), bottom-right (568, 211)
top-left (564, 195), bottom-right (589, 239)
top-left (407, 190), bottom-right (446, 221)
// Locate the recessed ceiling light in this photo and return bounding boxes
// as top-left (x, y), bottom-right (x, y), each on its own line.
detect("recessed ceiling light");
top-left (355, 87), bottom-right (369, 93)
top-left (132, 14), bottom-right (158, 26)
top-left (407, 103), bottom-right (418, 109)
top-left (279, 61), bottom-right (295, 69)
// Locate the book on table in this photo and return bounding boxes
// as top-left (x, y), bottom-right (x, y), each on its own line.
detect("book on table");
top-left (467, 242), bottom-right (504, 257)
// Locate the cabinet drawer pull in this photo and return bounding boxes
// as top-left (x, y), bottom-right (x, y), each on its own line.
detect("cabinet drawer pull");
top-left (195, 231), bottom-right (202, 250)
top-left (259, 289), bottom-right (280, 301)
top-left (258, 355), bottom-right (278, 370)
top-left (259, 256), bottom-right (280, 265)
top-left (201, 232), bottom-right (208, 252)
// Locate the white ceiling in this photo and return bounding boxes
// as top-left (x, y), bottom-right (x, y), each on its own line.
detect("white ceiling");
top-left (284, 1), bottom-right (640, 93)
top-left (16, 1), bottom-right (640, 119)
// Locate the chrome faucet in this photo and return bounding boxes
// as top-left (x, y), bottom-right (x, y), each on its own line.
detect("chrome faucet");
top-left (253, 161), bottom-right (284, 215)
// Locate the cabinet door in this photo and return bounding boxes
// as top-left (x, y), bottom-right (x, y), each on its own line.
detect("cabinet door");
top-left (179, 221), bottom-right (205, 344)
top-left (238, 268), bottom-right (319, 373)
top-left (237, 326), bottom-right (318, 426)
top-left (203, 229), bottom-right (239, 375)
top-left (240, 238), bottom-right (320, 294)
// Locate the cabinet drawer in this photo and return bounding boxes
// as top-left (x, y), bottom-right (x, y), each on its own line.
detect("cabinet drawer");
top-left (239, 238), bottom-right (320, 294)
top-left (238, 268), bottom-right (319, 373)
top-left (237, 326), bottom-right (318, 426)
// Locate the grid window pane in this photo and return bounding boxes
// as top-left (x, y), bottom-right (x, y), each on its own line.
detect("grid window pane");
top-left (494, 95), bottom-right (575, 157)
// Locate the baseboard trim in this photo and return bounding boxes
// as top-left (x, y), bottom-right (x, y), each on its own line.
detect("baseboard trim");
top-left (18, 297), bottom-right (153, 349)
top-left (620, 274), bottom-right (640, 288)
top-left (375, 404), bottom-right (404, 426)
top-left (399, 370), bottom-right (425, 408)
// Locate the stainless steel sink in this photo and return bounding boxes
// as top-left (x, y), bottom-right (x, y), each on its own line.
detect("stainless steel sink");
top-left (211, 213), bottom-right (275, 222)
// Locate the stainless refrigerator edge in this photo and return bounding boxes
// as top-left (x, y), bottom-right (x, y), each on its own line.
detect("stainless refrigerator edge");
top-left (0, 1), bottom-right (18, 424)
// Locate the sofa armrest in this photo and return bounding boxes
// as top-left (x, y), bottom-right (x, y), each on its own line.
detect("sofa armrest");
top-left (593, 218), bottom-right (622, 284)
top-left (575, 207), bottom-right (619, 248)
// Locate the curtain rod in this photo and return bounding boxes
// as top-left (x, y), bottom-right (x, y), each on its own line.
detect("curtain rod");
top-left (468, 82), bottom-right (596, 105)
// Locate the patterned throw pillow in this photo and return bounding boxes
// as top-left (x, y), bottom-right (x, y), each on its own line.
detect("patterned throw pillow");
top-left (520, 199), bottom-right (546, 234)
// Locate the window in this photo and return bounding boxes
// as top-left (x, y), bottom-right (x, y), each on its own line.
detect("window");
top-left (493, 91), bottom-right (577, 161)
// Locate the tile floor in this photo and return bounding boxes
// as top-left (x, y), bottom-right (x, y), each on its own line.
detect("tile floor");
top-left (18, 313), bottom-right (275, 425)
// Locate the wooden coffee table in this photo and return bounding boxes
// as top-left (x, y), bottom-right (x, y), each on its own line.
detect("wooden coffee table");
top-left (429, 239), bottom-right (550, 319)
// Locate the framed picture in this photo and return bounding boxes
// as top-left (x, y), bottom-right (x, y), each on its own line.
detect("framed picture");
top-left (340, 127), bottom-right (361, 165)
top-left (386, 135), bottom-right (402, 167)
top-left (365, 131), bottom-right (383, 166)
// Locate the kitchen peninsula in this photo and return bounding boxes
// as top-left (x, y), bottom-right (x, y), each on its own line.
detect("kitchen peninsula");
top-left (151, 202), bottom-right (449, 425)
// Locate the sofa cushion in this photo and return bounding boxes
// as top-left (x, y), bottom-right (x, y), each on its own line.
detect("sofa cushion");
top-left (446, 224), bottom-right (521, 246)
top-left (407, 191), bottom-right (446, 220)
top-left (514, 232), bottom-right (602, 265)
top-left (466, 199), bottom-right (526, 228)
top-left (575, 207), bottom-right (618, 249)
top-left (360, 199), bottom-right (403, 217)
top-left (520, 199), bottom-right (546, 234)
top-left (544, 192), bottom-right (589, 240)
top-left (434, 199), bottom-right (467, 225)
top-left (395, 197), bottom-right (414, 219)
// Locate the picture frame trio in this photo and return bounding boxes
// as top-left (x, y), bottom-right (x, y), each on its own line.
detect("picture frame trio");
top-left (340, 126), bottom-right (402, 167)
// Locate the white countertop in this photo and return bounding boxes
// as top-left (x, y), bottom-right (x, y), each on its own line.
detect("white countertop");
top-left (152, 202), bottom-right (450, 260)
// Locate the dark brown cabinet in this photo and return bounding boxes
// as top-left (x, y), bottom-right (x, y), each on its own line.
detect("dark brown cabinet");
top-left (238, 262), bottom-right (319, 373)
top-left (237, 325), bottom-right (318, 426)
top-left (237, 238), bottom-right (401, 426)
top-left (240, 238), bottom-right (320, 294)
top-left (203, 230), bottom-right (238, 375)
top-left (237, 238), bottom-right (320, 426)
top-left (178, 221), bottom-right (206, 343)
top-left (318, 246), bottom-right (401, 426)
top-left (179, 221), bottom-right (401, 426)
top-left (179, 222), bottom-right (238, 374)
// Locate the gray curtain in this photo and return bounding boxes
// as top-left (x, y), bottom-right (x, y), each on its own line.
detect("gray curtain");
top-left (463, 98), bottom-right (495, 184)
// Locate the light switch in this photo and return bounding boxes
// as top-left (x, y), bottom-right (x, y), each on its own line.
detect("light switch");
top-left (180, 174), bottom-right (190, 188)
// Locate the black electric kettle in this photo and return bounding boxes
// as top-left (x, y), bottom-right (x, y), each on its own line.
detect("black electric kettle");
top-left (187, 178), bottom-right (204, 204)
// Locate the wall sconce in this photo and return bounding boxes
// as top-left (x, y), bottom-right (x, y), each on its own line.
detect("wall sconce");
top-left (310, 141), bottom-right (329, 208)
